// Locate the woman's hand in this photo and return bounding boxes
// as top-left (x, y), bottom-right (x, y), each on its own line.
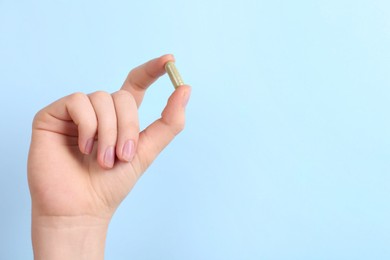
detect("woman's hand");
top-left (27, 54), bottom-right (191, 259)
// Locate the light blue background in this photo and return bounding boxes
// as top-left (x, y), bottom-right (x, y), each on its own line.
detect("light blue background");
top-left (1, 0), bottom-right (389, 259)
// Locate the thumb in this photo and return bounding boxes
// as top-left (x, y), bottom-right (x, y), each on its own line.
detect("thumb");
top-left (134, 85), bottom-right (191, 174)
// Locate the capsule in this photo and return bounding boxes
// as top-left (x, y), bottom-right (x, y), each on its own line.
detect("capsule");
top-left (165, 61), bottom-right (185, 89)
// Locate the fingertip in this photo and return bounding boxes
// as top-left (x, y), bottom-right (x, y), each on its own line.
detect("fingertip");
top-left (177, 84), bottom-right (192, 94)
top-left (117, 139), bottom-right (137, 162)
top-left (99, 146), bottom-right (115, 169)
top-left (177, 84), bottom-right (191, 90)
top-left (172, 85), bottom-right (191, 108)
top-left (160, 54), bottom-right (175, 63)
top-left (182, 85), bottom-right (191, 108)
top-left (82, 138), bottom-right (94, 155)
top-left (125, 54), bottom-right (176, 91)
top-left (157, 54), bottom-right (175, 76)
top-left (173, 84), bottom-right (191, 95)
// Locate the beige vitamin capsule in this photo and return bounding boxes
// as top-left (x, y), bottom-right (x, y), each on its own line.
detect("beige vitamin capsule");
top-left (165, 61), bottom-right (185, 89)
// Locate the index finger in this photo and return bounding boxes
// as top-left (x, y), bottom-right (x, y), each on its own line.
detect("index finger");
top-left (121, 54), bottom-right (175, 107)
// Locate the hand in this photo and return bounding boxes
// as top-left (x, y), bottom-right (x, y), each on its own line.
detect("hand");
top-left (27, 54), bottom-right (191, 259)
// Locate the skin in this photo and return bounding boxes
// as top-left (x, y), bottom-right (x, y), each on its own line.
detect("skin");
top-left (27, 54), bottom-right (191, 259)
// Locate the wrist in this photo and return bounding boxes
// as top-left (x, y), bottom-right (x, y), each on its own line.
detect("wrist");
top-left (32, 214), bottom-right (109, 260)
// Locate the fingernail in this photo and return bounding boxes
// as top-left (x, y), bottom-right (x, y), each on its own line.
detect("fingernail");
top-left (104, 146), bottom-right (115, 168)
top-left (84, 138), bottom-right (94, 154)
top-left (122, 140), bottom-right (135, 162)
top-left (182, 88), bottom-right (191, 107)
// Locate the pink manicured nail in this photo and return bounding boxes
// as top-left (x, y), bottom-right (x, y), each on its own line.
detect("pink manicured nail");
top-left (84, 138), bottom-right (94, 154)
top-left (104, 146), bottom-right (115, 168)
top-left (183, 89), bottom-right (191, 107)
top-left (122, 140), bottom-right (135, 162)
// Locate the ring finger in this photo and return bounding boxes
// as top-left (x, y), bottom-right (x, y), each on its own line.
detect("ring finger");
top-left (89, 91), bottom-right (118, 169)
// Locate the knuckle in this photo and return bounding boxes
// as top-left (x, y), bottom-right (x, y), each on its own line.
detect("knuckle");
top-left (89, 90), bottom-right (111, 101)
top-left (32, 108), bottom-right (47, 128)
top-left (127, 69), bottom-right (137, 81)
top-left (127, 71), bottom-right (145, 90)
top-left (33, 108), bottom-right (44, 121)
top-left (68, 92), bottom-right (88, 103)
top-left (161, 111), bottom-right (185, 135)
top-left (112, 89), bottom-right (132, 101)
top-left (168, 121), bottom-right (185, 136)
top-left (173, 122), bottom-right (185, 134)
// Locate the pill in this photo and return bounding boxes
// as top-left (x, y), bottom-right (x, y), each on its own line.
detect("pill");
top-left (165, 61), bottom-right (185, 89)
